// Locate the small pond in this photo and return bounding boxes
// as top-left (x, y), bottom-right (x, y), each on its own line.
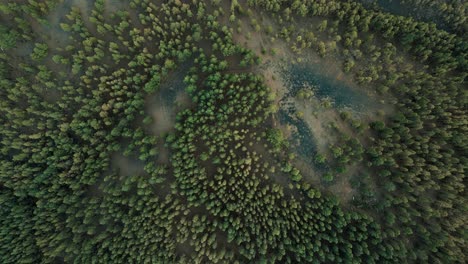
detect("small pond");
top-left (277, 62), bottom-right (378, 165)
top-left (278, 108), bottom-right (318, 163)
top-left (282, 62), bottom-right (377, 111)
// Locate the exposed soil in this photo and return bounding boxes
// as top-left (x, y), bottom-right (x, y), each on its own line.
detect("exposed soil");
top-left (146, 101), bottom-right (175, 137)
top-left (110, 152), bottom-right (146, 177)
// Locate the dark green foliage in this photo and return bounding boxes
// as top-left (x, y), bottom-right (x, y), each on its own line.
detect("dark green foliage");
top-left (0, 25), bottom-right (18, 51)
top-left (0, 0), bottom-right (466, 263)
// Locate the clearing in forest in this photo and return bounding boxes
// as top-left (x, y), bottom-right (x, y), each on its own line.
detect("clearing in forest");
top-left (230, 11), bottom-right (393, 205)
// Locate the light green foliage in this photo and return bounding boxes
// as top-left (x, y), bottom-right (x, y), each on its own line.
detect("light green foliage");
top-left (30, 43), bottom-right (48, 61)
top-left (323, 172), bottom-right (334, 182)
top-left (314, 153), bottom-right (326, 164)
top-left (296, 88), bottom-right (314, 100)
top-left (266, 128), bottom-right (285, 151)
top-left (0, 0), bottom-right (466, 263)
top-left (317, 20), bottom-right (328, 32)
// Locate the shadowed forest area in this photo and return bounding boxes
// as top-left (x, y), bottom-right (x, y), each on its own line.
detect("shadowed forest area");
top-left (0, 0), bottom-right (466, 263)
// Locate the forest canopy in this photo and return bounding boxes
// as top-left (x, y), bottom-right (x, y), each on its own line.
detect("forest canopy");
top-left (0, 0), bottom-right (466, 263)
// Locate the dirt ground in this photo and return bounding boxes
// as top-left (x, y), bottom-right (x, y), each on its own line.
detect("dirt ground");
top-left (110, 152), bottom-right (146, 177)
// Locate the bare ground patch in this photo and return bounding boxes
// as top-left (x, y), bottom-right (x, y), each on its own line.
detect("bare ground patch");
top-left (110, 152), bottom-right (146, 177)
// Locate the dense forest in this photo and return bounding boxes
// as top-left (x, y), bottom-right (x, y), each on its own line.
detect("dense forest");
top-left (0, 0), bottom-right (466, 263)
